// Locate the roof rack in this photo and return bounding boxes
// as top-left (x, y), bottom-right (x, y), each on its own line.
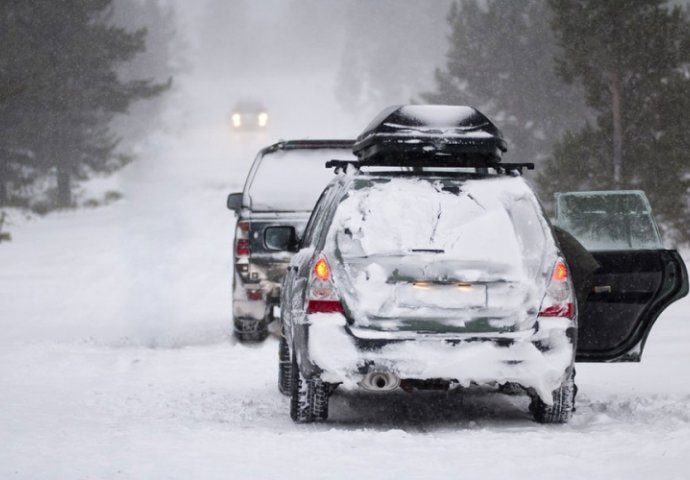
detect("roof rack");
top-left (261, 139), bottom-right (355, 155)
top-left (325, 159), bottom-right (534, 175)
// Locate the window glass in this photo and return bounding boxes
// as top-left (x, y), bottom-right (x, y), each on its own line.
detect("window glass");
top-left (301, 185), bottom-right (334, 248)
top-left (247, 149), bottom-right (353, 211)
top-left (555, 191), bottom-right (662, 251)
top-left (328, 176), bottom-right (549, 274)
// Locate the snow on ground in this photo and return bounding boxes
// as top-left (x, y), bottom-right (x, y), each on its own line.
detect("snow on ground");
top-left (1, 71), bottom-right (690, 479)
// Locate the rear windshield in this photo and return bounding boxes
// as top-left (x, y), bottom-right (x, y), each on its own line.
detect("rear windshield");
top-left (328, 175), bottom-right (551, 278)
top-left (247, 148), bottom-right (354, 212)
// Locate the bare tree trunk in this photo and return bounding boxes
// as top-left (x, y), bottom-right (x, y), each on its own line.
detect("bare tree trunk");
top-left (609, 69), bottom-right (623, 186)
top-left (56, 164), bottom-right (71, 208)
top-left (0, 160), bottom-right (7, 205)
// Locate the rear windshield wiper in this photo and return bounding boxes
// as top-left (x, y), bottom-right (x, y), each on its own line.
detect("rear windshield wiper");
top-left (410, 248), bottom-right (445, 254)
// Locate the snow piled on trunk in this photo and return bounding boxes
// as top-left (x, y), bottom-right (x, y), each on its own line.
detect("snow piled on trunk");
top-left (328, 175), bottom-right (556, 329)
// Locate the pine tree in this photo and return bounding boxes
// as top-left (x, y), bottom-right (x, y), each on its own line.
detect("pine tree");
top-left (335, 0), bottom-right (452, 115)
top-left (112, 0), bottom-right (179, 146)
top-left (539, 0), bottom-right (690, 243)
top-left (0, 0), bottom-right (168, 208)
top-left (422, 0), bottom-right (590, 164)
top-left (0, 0), bottom-right (46, 205)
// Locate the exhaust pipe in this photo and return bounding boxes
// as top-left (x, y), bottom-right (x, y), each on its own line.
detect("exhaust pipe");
top-left (360, 372), bottom-right (400, 391)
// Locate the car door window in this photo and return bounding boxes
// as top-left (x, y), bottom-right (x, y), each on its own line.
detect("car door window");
top-left (555, 190), bottom-right (688, 362)
top-left (301, 185), bottom-right (334, 248)
top-left (555, 190), bottom-right (662, 251)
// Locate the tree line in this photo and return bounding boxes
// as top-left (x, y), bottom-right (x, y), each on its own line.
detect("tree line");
top-left (0, 0), bottom-right (172, 211)
top-left (424, 0), bottom-right (690, 244)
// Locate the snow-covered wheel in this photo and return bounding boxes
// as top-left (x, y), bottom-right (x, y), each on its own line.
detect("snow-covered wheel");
top-left (530, 369), bottom-right (576, 424)
top-left (290, 353), bottom-right (330, 423)
top-left (278, 335), bottom-right (292, 396)
top-left (233, 318), bottom-right (268, 343)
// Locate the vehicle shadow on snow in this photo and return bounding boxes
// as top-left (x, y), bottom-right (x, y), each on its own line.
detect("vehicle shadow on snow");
top-left (325, 388), bottom-right (534, 430)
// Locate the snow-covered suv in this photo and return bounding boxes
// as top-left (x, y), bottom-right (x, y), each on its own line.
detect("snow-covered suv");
top-left (274, 105), bottom-right (688, 424)
top-left (226, 140), bottom-right (354, 341)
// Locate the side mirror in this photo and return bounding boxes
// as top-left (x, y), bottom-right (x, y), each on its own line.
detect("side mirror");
top-left (264, 226), bottom-right (299, 252)
top-left (226, 192), bottom-right (243, 213)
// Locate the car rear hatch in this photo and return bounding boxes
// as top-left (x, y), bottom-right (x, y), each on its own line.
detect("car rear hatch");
top-left (328, 175), bottom-right (555, 335)
top-left (336, 256), bottom-right (539, 334)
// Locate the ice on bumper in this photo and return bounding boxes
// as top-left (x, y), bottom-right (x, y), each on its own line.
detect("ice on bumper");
top-left (307, 313), bottom-right (574, 403)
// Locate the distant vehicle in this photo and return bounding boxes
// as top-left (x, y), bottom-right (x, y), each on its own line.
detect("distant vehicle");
top-left (230, 100), bottom-right (269, 130)
top-left (275, 105), bottom-right (689, 424)
top-left (226, 139), bottom-right (355, 342)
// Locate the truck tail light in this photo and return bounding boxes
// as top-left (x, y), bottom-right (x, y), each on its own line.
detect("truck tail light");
top-left (247, 289), bottom-right (262, 301)
top-left (235, 221), bottom-right (250, 258)
top-left (538, 258), bottom-right (575, 319)
top-left (236, 239), bottom-right (250, 256)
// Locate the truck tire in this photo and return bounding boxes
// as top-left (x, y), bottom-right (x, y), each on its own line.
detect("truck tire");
top-left (233, 318), bottom-right (268, 343)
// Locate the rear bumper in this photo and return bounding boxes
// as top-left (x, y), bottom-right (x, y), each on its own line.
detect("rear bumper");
top-left (232, 272), bottom-right (280, 323)
top-left (296, 313), bottom-right (576, 402)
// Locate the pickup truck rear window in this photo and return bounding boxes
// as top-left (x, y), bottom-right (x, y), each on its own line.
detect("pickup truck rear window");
top-left (247, 149), bottom-right (354, 212)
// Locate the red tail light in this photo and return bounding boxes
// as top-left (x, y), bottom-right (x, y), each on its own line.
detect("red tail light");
top-left (538, 258), bottom-right (575, 319)
top-left (236, 238), bottom-right (250, 256)
top-left (235, 221), bottom-right (251, 258)
top-left (538, 303), bottom-right (574, 318)
top-left (247, 289), bottom-right (262, 301)
top-left (306, 300), bottom-right (344, 314)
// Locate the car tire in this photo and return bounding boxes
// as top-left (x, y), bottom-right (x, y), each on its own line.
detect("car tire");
top-left (278, 336), bottom-right (292, 396)
top-left (290, 353), bottom-right (330, 423)
top-left (530, 369), bottom-right (576, 424)
top-left (233, 318), bottom-right (268, 343)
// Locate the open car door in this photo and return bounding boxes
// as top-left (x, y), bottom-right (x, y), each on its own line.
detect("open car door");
top-left (555, 191), bottom-right (688, 362)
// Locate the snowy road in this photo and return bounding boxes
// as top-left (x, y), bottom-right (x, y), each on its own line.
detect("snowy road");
top-left (1, 311), bottom-right (689, 479)
top-left (1, 74), bottom-right (689, 479)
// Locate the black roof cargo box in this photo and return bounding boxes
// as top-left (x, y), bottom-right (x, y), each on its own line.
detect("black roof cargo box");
top-left (352, 105), bottom-right (507, 165)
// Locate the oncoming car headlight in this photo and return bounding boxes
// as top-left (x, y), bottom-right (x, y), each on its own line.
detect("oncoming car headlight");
top-left (231, 113), bottom-right (242, 128)
top-left (258, 112), bottom-right (268, 127)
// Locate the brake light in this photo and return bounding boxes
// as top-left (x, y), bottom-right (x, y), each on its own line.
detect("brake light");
top-left (235, 221), bottom-right (250, 258)
top-left (306, 256), bottom-right (343, 315)
top-left (538, 303), bottom-right (574, 318)
top-left (538, 258), bottom-right (575, 319)
top-left (306, 300), bottom-right (344, 314)
top-left (247, 289), bottom-right (262, 301)
top-left (236, 238), bottom-right (250, 256)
